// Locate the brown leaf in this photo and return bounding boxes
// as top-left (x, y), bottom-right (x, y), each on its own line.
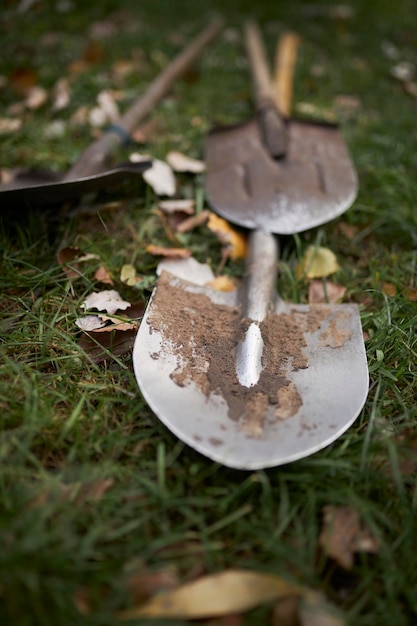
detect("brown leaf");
top-left (146, 244), bottom-right (191, 259)
top-left (308, 280), bottom-right (346, 304)
top-left (273, 595), bottom-right (301, 626)
top-left (94, 265), bottom-right (114, 285)
top-left (319, 505), bottom-right (379, 570)
top-left (8, 66), bottom-right (38, 95)
top-left (403, 286), bottom-right (417, 302)
top-left (176, 209), bottom-right (210, 233)
top-left (381, 282), bottom-right (397, 297)
top-left (126, 566), bottom-right (179, 606)
top-left (78, 302), bottom-right (144, 363)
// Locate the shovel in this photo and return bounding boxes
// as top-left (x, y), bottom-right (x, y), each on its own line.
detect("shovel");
top-left (132, 25), bottom-right (369, 470)
top-left (0, 17), bottom-right (223, 209)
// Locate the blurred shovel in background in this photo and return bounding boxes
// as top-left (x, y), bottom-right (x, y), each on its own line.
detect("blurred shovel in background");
top-left (133, 23), bottom-right (368, 470)
top-left (0, 17), bottom-right (223, 209)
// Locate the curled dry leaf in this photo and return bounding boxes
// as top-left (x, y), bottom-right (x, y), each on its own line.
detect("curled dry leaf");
top-left (308, 280), bottom-right (346, 304)
top-left (75, 313), bottom-right (138, 332)
top-left (297, 246), bottom-right (340, 279)
top-left (57, 247), bottom-right (100, 280)
top-left (25, 85), bottom-right (48, 110)
top-left (94, 265), bottom-right (114, 285)
top-left (176, 209), bottom-right (210, 234)
top-left (207, 212), bottom-right (246, 260)
top-left (319, 505), bottom-right (379, 570)
top-left (166, 150), bottom-right (206, 173)
top-left (78, 302), bottom-right (145, 364)
top-left (52, 77), bottom-right (71, 111)
top-left (141, 158), bottom-right (176, 196)
top-left (206, 275), bottom-right (237, 292)
top-left (146, 244), bottom-right (191, 259)
top-left (75, 315), bottom-right (107, 331)
top-left (89, 90), bottom-right (120, 127)
top-left (158, 198), bottom-right (195, 215)
top-left (81, 289), bottom-right (131, 315)
top-left (118, 569), bottom-right (300, 620)
top-left (0, 118), bottom-right (22, 134)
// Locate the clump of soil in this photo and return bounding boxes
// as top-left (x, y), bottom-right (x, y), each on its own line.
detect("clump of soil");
top-left (147, 273), bottom-right (337, 437)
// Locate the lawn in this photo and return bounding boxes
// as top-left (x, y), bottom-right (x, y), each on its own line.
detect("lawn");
top-left (1, 0), bottom-right (417, 624)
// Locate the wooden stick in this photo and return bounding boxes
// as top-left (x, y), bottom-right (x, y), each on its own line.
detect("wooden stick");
top-left (274, 32), bottom-right (300, 117)
top-left (244, 20), bottom-right (287, 158)
top-left (65, 17), bottom-right (224, 181)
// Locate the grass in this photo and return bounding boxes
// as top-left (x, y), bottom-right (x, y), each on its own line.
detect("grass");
top-left (1, 0), bottom-right (417, 624)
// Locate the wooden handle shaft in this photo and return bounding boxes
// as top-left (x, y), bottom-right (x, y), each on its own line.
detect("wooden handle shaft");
top-left (274, 32), bottom-right (300, 117)
top-left (65, 16), bottom-right (224, 181)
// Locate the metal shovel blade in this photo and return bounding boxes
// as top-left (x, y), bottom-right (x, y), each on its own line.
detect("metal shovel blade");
top-left (133, 231), bottom-right (368, 470)
top-left (0, 162), bottom-right (151, 209)
top-left (205, 118), bottom-right (358, 234)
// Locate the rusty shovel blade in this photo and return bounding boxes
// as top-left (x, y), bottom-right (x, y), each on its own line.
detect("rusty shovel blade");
top-left (205, 118), bottom-right (358, 235)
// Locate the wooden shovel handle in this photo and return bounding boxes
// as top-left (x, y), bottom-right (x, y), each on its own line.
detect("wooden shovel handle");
top-left (65, 16), bottom-right (224, 181)
top-left (274, 31), bottom-right (300, 117)
top-left (245, 20), bottom-right (287, 158)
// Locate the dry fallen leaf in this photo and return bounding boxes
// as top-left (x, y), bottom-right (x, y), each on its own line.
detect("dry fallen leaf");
top-left (25, 85), bottom-right (48, 110)
top-left (297, 246), bottom-right (340, 279)
top-left (57, 247), bottom-right (100, 280)
top-left (81, 289), bottom-right (131, 315)
top-left (207, 212), bottom-right (247, 260)
top-left (0, 117), bottom-right (22, 134)
top-left (118, 569), bottom-right (300, 620)
top-left (319, 505), bottom-right (379, 570)
top-left (299, 590), bottom-right (345, 626)
top-left (308, 280), bottom-right (346, 304)
top-left (94, 265), bottom-right (114, 285)
top-left (89, 90), bottom-right (120, 127)
top-left (141, 158), bottom-right (176, 196)
top-left (381, 281), bottom-right (397, 297)
top-left (78, 303), bottom-right (144, 363)
top-left (158, 198), bottom-right (195, 214)
top-left (120, 264), bottom-right (138, 286)
top-left (206, 275), bottom-right (237, 292)
top-left (146, 244), bottom-right (191, 259)
top-left (176, 209), bottom-right (210, 233)
top-left (76, 313), bottom-right (138, 332)
top-left (166, 150), bottom-right (206, 173)
top-left (52, 77), bottom-right (71, 111)
top-left (8, 66), bottom-right (38, 95)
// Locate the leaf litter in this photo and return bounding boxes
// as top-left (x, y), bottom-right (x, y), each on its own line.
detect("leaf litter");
top-left (319, 505), bottom-right (379, 570)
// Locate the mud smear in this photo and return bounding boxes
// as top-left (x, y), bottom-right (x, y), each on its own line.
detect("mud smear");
top-left (147, 273), bottom-right (348, 438)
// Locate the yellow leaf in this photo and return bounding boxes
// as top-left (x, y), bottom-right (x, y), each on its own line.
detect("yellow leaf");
top-left (206, 275), bottom-right (237, 292)
top-left (207, 212), bottom-right (246, 260)
top-left (297, 246), bottom-right (340, 279)
top-left (146, 244), bottom-right (191, 259)
top-left (118, 569), bottom-right (300, 620)
top-left (120, 264), bottom-right (137, 286)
